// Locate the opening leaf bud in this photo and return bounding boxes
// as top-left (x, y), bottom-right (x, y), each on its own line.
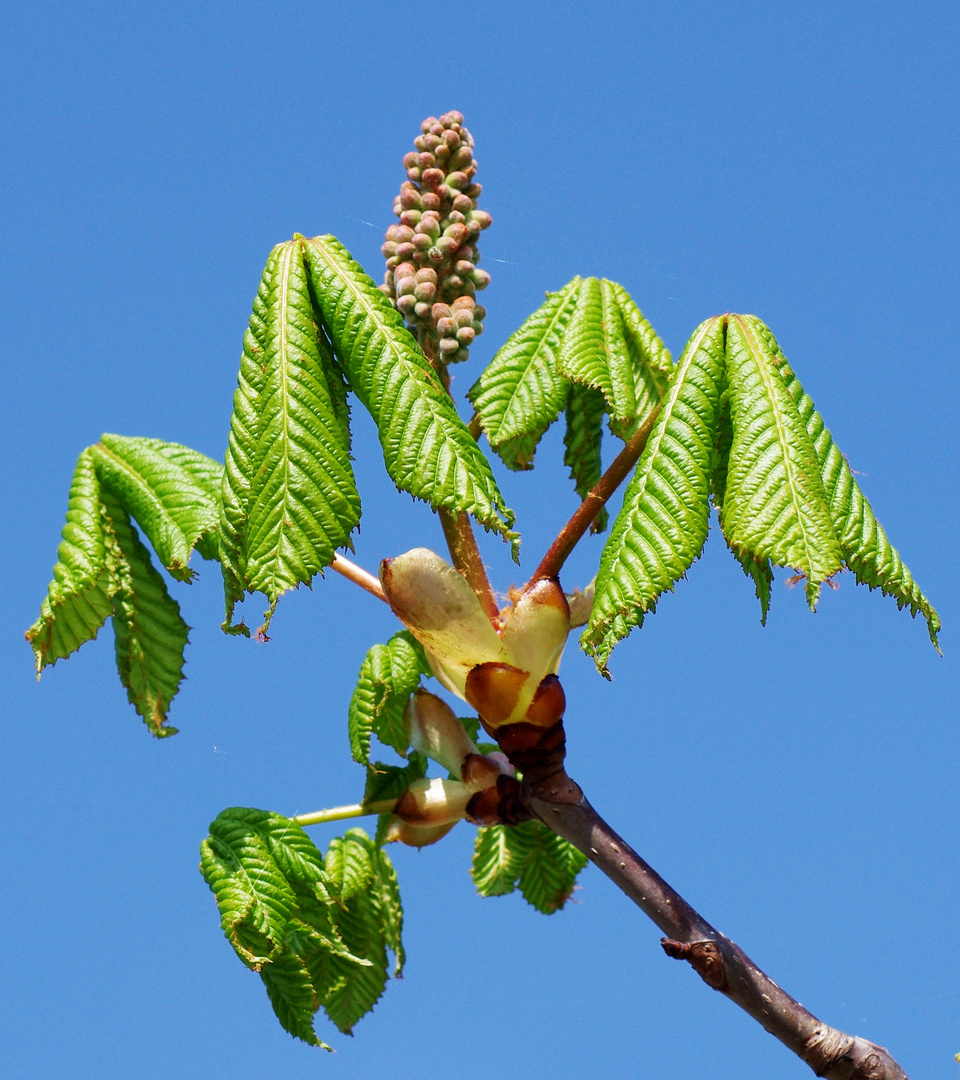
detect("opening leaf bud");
top-left (404, 689), bottom-right (478, 778)
top-left (383, 818), bottom-right (457, 848)
top-left (393, 777), bottom-right (472, 827)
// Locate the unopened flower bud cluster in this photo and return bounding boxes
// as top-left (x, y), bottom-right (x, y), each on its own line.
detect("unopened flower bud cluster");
top-left (380, 111), bottom-right (492, 365)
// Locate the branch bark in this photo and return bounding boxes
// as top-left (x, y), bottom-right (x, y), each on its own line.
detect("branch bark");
top-left (524, 783), bottom-right (908, 1079)
top-left (531, 406), bottom-right (660, 584)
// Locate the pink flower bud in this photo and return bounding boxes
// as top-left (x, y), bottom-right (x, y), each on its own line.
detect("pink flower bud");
top-left (443, 129), bottom-right (460, 149)
top-left (443, 222), bottom-right (470, 245)
top-left (451, 146), bottom-right (473, 170)
top-left (415, 267), bottom-right (438, 284)
top-left (446, 171), bottom-right (468, 190)
top-left (421, 192), bottom-right (441, 211)
top-left (456, 326), bottom-right (476, 345)
top-left (418, 151), bottom-right (436, 169)
top-left (414, 301), bottom-right (432, 319)
top-left (395, 242), bottom-right (415, 259)
top-left (397, 294), bottom-right (417, 314)
top-left (446, 210), bottom-right (466, 225)
top-left (396, 276), bottom-right (416, 296)
top-left (436, 236), bottom-right (458, 255)
top-left (464, 183), bottom-right (482, 198)
top-left (451, 295), bottom-right (475, 311)
top-left (406, 167), bottom-right (421, 182)
top-left (455, 307), bottom-right (474, 328)
top-left (421, 167), bottom-right (444, 188)
top-left (429, 122), bottom-right (444, 136)
top-left (394, 261), bottom-right (416, 279)
top-left (435, 143), bottom-right (451, 162)
top-left (431, 302), bottom-right (452, 320)
top-left (422, 134), bottom-right (441, 152)
top-left (403, 150), bottom-right (420, 168)
top-left (443, 274), bottom-right (464, 291)
top-left (399, 210), bottom-right (421, 227)
top-left (413, 233), bottom-right (433, 252)
top-left (414, 281), bottom-right (437, 302)
top-left (452, 346), bottom-right (469, 363)
top-left (439, 337), bottom-right (460, 355)
top-left (469, 210), bottom-right (492, 230)
top-left (455, 259), bottom-right (475, 276)
top-left (385, 224), bottom-right (404, 242)
top-left (437, 316), bottom-right (457, 335)
top-left (472, 268), bottom-right (491, 289)
top-left (381, 242), bottom-right (397, 258)
top-left (453, 193), bottom-right (474, 214)
top-left (474, 305), bottom-right (487, 320)
top-left (413, 137), bottom-right (427, 152)
top-left (471, 319), bottom-right (484, 336)
top-left (385, 255), bottom-right (400, 269)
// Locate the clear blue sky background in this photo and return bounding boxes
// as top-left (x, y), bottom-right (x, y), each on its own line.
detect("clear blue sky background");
top-left (2, 2), bottom-right (957, 1077)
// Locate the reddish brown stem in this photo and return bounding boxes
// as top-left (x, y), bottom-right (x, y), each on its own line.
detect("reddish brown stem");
top-left (525, 787), bottom-right (908, 1079)
top-left (531, 406), bottom-right (660, 584)
top-left (439, 508), bottom-right (501, 625)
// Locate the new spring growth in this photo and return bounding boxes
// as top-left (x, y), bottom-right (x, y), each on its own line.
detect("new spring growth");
top-left (380, 110), bottom-right (492, 367)
top-left (384, 689), bottom-right (514, 847)
top-left (379, 548), bottom-right (572, 734)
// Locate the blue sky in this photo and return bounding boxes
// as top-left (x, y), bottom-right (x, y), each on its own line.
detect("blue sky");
top-left (2, 2), bottom-right (958, 1077)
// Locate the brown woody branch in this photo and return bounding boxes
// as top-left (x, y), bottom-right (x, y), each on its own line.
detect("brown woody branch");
top-left (523, 779), bottom-right (908, 1079)
top-left (531, 406), bottom-right (660, 585)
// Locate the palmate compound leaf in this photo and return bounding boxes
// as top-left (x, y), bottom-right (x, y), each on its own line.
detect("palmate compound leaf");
top-left (220, 238), bottom-right (360, 633)
top-left (744, 316), bottom-right (940, 646)
top-left (27, 441), bottom-right (201, 733)
top-left (719, 315), bottom-right (844, 609)
top-left (200, 813), bottom-right (400, 1046)
top-left (301, 235), bottom-right (515, 546)
top-left (582, 316), bottom-right (727, 671)
top-left (467, 277), bottom-right (580, 470)
top-left (27, 448), bottom-right (119, 670)
top-left (348, 631), bottom-right (432, 763)
top-left (91, 435), bottom-right (222, 581)
top-left (101, 489), bottom-right (189, 737)
top-left (472, 819), bottom-right (588, 914)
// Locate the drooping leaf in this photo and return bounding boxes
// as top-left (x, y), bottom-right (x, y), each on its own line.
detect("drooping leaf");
top-left (557, 277), bottom-right (637, 426)
top-left (219, 239), bottom-right (361, 633)
top-left (102, 489), bottom-right (188, 737)
top-left (752, 317), bottom-right (940, 646)
top-left (321, 829), bottom-right (398, 1033)
top-left (259, 948), bottom-right (333, 1050)
top-left (200, 812), bottom-right (390, 1047)
top-left (719, 315), bottom-right (843, 609)
top-left (302, 235), bottom-right (515, 545)
top-left (563, 382), bottom-right (608, 532)
top-left (472, 820), bottom-right (586, 913)
top-left (607, 281), bottom-right (673, 439)
top-left (27, 448), bottom-right (119, 671)
top-left (348, 631), bottom-right (431, 763)
top-left (200, 808), bottom-right (326, 966)
top-left (92, 435), bottom-right (221, 581)
top-left (468, 278), bottom-right (579, 469)
top-left (583, 316), bottom-right (728, 670)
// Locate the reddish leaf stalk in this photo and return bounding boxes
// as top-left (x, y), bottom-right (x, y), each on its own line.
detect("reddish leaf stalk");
top-left (531, 407), bottom-right (660, 584)
top-left (438, 508), bottom-right (501, 625)
top-left (525, 786), bottom-right (908, 1080)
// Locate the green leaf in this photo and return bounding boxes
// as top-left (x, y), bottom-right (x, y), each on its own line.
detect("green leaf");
top-left (259, 949), bottom-right (333, 1049)
top-left (302, 235), bottom-right (515, 545)
top-left (219, 239), bottom-right (361, 633)
top-left (754, 318), bottom-right (940, 646)
top-left (27, 448), bottom-right (119, 671)
top-left (472, 820), bottom-right (586, 913)
top-left (468, 278), bottom-right (579, 469)
top-left (200, 808), bottom-right (327, 967)
top-left (607, 281), bottom-right (673, 439)
top-left (563, 382), bottom-right (608, 532)
top-left (583, 316), bottom-right (728, 671)
top-left (92, 435), bottom-right (221, 581)
top-left (363, 754), bottom-right (427, 804)
top-left (557, 277), bottom-right (637, 426)
top-left (348, 631), bottom-right (431, 763)
top-left (101, 490), bottom-right (188, 737)
top-left (719, 315), bottom-right (843, 609)
top-left (200, 811), bottom-right (388, 1047)
top-left (321, 829), bottom-right (397, 1033)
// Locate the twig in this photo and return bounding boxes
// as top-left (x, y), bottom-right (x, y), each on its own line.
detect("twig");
top-left (293, 798), bottom-right (397, 827)
top-left (531, 407), bottom-right (660, 584)
top-left (526, 788), bottom-right (908, 1080)
top-left (438, 508), bottom-right (501, 626)
top-left (331, 554), bottom-right (387, 602)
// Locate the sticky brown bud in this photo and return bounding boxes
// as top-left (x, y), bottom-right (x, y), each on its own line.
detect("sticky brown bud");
top-left (525, 674), bottom-right (566, 727)
top-left (465, 662), bottom-right (529, 730)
